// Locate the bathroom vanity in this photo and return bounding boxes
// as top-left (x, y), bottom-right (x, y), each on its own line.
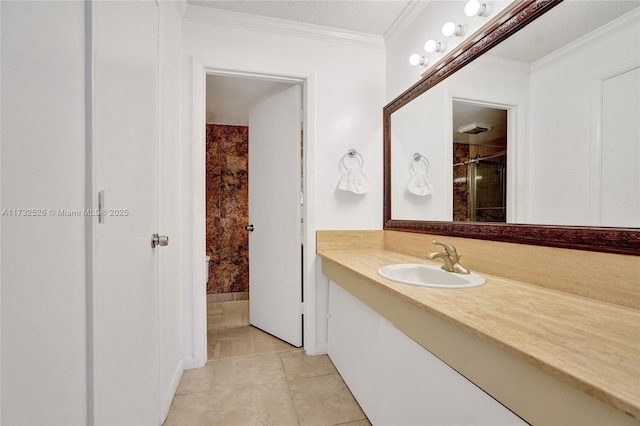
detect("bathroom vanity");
top-left (320, 1), bottom-right (640, 423)
top-left (327, 280), bottom-right (525, 425)
top-left (317, 230), bottom-right (639, 425)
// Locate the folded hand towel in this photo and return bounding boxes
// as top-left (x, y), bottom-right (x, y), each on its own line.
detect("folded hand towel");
top-left (339, 167), bottom-right (370, 194)
top-left (407, 156), bottom-right (434, 196)
top-left (407, 170), bottom-right (434, 196)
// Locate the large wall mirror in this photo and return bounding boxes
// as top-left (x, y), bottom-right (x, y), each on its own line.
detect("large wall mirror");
top-left (384, 0), bottom-right (639, 255)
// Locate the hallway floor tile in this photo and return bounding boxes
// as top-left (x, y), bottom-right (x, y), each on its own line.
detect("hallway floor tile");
top-left (164, 300), bottom-right (370, 426)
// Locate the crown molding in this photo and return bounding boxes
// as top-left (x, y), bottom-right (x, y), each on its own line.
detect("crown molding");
top-left (384, 0), bottom-right (431, 44)
top-left (174, 0), bottom-right (188, 19)
top-left (183, 4), bottom-right (385, 50)
top-left (532, 7), bottom-right (640, 73)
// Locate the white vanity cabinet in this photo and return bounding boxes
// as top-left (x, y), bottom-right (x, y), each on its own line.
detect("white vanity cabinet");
top-left (327, 281), bottom-right (526, 426)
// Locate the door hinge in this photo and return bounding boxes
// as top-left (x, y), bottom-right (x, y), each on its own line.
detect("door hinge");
top-left (300, 302), bottom-right (305, 315)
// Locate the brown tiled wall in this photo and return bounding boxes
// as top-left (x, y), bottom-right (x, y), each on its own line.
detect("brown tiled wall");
top-left (206, 124), bottom-right (249, 294)
top-left (452, 143), bottom-right (469, 221)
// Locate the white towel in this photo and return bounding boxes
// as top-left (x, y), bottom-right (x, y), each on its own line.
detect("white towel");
top-left (407, 170), bottom-right (434, 196)
top-left (338, 167), bottom-right (370, 194)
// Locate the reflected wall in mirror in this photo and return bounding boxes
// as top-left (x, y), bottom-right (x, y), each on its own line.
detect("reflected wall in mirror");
top-left (384, 0), bottom-right (640, 254)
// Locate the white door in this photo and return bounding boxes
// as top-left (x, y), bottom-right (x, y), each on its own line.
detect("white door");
top-left (601, 67), bottom-right (640, 227)
top-left (92, 1), bottom-right (161, 424)
top-left (248, 84), bottom-right (303, 347)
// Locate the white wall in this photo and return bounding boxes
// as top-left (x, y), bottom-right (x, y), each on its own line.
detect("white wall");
top-left (390, 56), bottom-right (530, 222)
top-left (527, 13), bottom-right (640, 226)
top-left (390, 86), bottom-right (450, 221)
top-left (180, 6), bottom-right (386, 357)
top-left (1, 2), bottom-right (88, 424)
top-left (384, 0), bottom-right (518, 222)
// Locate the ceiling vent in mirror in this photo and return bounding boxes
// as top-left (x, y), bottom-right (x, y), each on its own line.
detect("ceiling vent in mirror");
top-left (458, 122), bottom-right (492, 134)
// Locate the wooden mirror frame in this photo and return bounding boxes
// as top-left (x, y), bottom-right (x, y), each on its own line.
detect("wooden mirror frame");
top-left (383, 0), bottom-right (639, 255)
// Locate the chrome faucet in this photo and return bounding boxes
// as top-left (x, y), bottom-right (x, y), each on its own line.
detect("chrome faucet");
top-left (426, 240), bottom-right (470, 274)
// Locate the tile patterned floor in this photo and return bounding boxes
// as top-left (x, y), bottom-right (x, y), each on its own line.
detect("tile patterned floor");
top-left (163, 300), bottom-right (370, 426)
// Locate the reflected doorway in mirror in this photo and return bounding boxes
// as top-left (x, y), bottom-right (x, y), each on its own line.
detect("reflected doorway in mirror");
top-left (452, 100), bottom-right (507, 222)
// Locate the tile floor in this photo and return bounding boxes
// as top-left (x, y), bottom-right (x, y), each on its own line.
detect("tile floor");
top-left (163, 300), bottom-right (371, 426)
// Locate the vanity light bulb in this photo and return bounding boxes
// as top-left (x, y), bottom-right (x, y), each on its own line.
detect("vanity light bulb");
top-left (464, 0), bottom-right (480, 16)
top-left (424, 40), bottom-right (446, 53)
top-left (424, 40), bottom-right (436, 53)
top-left (442, 21), bottom-right (466, 37)
top-left (464, 0), bottom-right (488, 17)
top-left (409, 54), bottom-right (429, 67)
top-left (442, 22), bottom-right (455, 37)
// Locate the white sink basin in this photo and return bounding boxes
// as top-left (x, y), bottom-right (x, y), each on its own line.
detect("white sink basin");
top-left (377, 264), bottom-right (485, 289)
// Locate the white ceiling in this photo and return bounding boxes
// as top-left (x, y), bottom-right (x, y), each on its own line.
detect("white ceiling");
top-left (189, 1), bottom-right (640, 57)
top-left (196, 0), bottom-right (412, 124)
top-left (489, 1), bottom-right (640, 63)
top-left (452, 102), bottom-right (507, 147)
top-left (203, 1), bottom-right (640, 127)
top-left (187, 0), bottom-right (412, 35)
top-left (452, 1), bottom-right (639, 146)
top-left (206, 75), bottom-right (293, 125)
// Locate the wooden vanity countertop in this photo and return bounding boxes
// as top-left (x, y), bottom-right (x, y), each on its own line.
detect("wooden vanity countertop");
top-left (317, 248), bottom-right (640, 420)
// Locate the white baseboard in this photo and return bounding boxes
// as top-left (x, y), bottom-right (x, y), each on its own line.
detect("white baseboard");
top-left (181, 353), bottom-right (207, 371)
top-left (306, 342), bottom-right (327, 356)
top-left (161, 359), bottom-right (184, 423)
top-left (207, 291), bottom-right (249, 302)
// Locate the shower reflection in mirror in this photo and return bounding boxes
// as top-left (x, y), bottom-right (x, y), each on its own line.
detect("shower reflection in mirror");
top-left (452, 100), bottom-right (507, 222)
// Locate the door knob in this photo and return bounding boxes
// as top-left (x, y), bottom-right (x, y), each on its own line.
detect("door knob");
top-left (245, 224), bottom-right (254, 232)
top-left (151, 233), bottom-right (169, 248)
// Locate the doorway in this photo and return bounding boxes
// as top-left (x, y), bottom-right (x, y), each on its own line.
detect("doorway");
top-left (205, 73), bottom-right (304, 358)
top-left (205, 123), bottom-right (251, 299)
top-left (452, 100), bottom-right (508, 222)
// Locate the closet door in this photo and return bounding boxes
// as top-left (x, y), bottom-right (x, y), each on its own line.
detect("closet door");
top-left (92, 1), bottom-right (161, 424)
top-left (248, 84), bottom-right (302, 347)
top-left (601, 67), bottom-right (640, 227)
